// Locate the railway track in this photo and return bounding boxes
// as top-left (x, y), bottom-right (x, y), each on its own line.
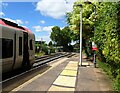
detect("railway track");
top-left (1, 52), bottom-right (75, 83)
top-left (33, 52), bottom-right (71, 66)
top-left (1, 52), bottom-right (75, 92)
top-left (34, 52), bottom-right (67, 63)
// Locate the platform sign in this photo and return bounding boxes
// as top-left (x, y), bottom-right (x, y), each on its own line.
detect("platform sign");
top-left (92, 42), bottom-right (98, 51)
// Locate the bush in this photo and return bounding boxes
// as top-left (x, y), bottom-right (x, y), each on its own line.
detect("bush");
top-left (49, 46), bottom-right (55, 53)
top-left (95, 2), bottom-right (120, 92)
top-left (113, 74), bottom-right (120, 91)
top-left (41, 44), bottom-right (49, 55)
top-left (97, 59), bottom-right (120, 92)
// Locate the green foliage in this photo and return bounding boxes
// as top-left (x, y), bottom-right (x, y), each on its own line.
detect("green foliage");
top-left (41, 44), bottom-right (49, 55)
top-left (48, 41), bottom-right (53, 46)
top-left (66, 1), bottom-right (94, 41)
top-left (60, 26), bottom-right (73, 46)
top-left (67, 1), bottom-right (120, 91)
top-left (95, 2), bottom-right (120, 92)
top-left (82, 39), bottom-right (93, 58)
top-left (49, 46), bottom-right (55, 53)
top-left (113, 74), bottom-right (120, 92)
top-left (50, 26), bottom-right (73, 51)
top-left (98, 59), bottom-right (120, 92)
top-left (97, 59), bottom-right (113, 79)
top-left (48, 41), bottom-right (55, 53)
top-left (35, 43), bottom-right (40, 47)
top-left (35, 51), bottom-right (45, 57)
top-left (50, 26), bottom-right (61, 43)
top-left (35, 43), bottom-right (41, 53)
top-left (66, 0), bottom-right (95, 57)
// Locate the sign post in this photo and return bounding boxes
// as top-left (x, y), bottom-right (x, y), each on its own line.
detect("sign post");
top-left (92, 42), bottom-right (98, 67)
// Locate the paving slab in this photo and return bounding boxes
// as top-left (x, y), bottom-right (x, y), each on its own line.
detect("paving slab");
top-left (64, 66), bottom-right (78, 71)
top-left (81, 62), bottom-right (89, 66)
top-left (67, 63), bottom-right (78, 67)
top-left (48, 60), bottom-right (79, 92)
top-left (53, 75), bottom-right (76, 88)
top-left (48, 85), bottom-right (75, 91)
top-left (60, 69), bottom-right (77, 76)
top-left (69, 61), bottom-right (78, 64)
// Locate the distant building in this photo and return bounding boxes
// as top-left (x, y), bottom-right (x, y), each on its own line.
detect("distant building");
top-left (35, 41), bottom-right (45, 44)
top-left (35, 40), bottom-right (45, 53)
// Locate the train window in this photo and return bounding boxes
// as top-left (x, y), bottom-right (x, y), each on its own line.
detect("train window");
top-left (0, 39), bottom-right (1, 59)
top-left (19, 37), bottom-right (22, 55)
top-left (2, 38), bottom-right (13, 58)
top-left (30, 39), bottom-right (33, 50)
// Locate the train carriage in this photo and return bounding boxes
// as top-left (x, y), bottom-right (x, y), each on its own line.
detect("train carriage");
top-left (0, 18), bottom-right (35, 73)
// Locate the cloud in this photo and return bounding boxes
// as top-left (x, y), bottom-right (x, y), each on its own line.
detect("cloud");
top-left (16, 19), bottom-right (23, 24)
top-left (0, 3), bottom-right (8, 9)
top-left (36, 36), bottom-right (51, 44)
top-left (34, 25), bottom-right (64, 43)
top-left (40, 20), bottom-right (45, 24)
top-left (32, 26), bottom-right (42, 32)
top-left (35, 0), bottom-right (76, 19)
top-left (2, 3), bottom-right (8, 7)
top-left (22, 25), bottom-right (28, 28)
top-left (0, 12), bottom-right (5, 16)
top-left (4, 18), bottom-right (23, 25)
top-left (25, 21), bottom-right (29, 24)
top-left (33, 25), bottom-right (53, 32)
top-left (42, 26), bottom-right (53, 32)
top-left (0, 3), bottom-right (8, 7)
top-left (4, 18), bottom-right (29, 25)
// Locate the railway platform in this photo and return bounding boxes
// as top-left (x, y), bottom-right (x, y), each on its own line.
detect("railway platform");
top-left (3, 53), bottom-right (112, 92)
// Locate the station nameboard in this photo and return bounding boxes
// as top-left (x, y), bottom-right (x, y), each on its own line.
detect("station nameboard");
top-left (92, 42), bottom-right (98, 51)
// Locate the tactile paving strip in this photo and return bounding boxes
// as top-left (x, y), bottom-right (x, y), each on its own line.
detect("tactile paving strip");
top-left (48, 61), bottom-right (78, 91)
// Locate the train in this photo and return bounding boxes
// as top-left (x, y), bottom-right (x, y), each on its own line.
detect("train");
top-left (0, 18), bottom-right (35, 73)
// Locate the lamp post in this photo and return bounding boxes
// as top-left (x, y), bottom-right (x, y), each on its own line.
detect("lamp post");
top-left (74, 4), bottom-right (83, 66)
top-left (79, 4), bottom-right (83, 66)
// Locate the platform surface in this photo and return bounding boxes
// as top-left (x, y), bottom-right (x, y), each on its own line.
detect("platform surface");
top-left (8, 54), bottom-right (112, 92)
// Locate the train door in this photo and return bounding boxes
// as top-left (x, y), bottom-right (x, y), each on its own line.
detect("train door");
top-left (23, 32), bottom-right (30, 67)
top-left (28, 34), bottom-right (35, 65)
top-left (13, 30), bottom-right (23, 69)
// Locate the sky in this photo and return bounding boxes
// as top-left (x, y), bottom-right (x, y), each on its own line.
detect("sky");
top-left (0, 0), bottom-right (77, 44)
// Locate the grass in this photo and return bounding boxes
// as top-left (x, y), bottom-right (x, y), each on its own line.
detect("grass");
top-left (97, 60), bottom-right (113, 78)
top-left (35, 51), bottom-right (45, 57)
top-left (97, 59), bottom-right (120, 92)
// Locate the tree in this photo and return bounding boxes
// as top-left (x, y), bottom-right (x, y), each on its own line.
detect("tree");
top-left (50, 26), bottom-right (73, 51)
top-left (50, 26), bottom-right (61, 45)
top-left (66, 0), bottom-right (95, 57)
top-left (66, 1), bottom-right (94, 40)
top-left (60, 26), bottom-right (73, 51)
top-left (48, 41), bottom-right (53, 46)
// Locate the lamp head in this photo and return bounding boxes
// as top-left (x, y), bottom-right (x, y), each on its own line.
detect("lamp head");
top-left (84, 0), bottom-right (92, 4)
top-left (74, 4), bottom-right (82, 8)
